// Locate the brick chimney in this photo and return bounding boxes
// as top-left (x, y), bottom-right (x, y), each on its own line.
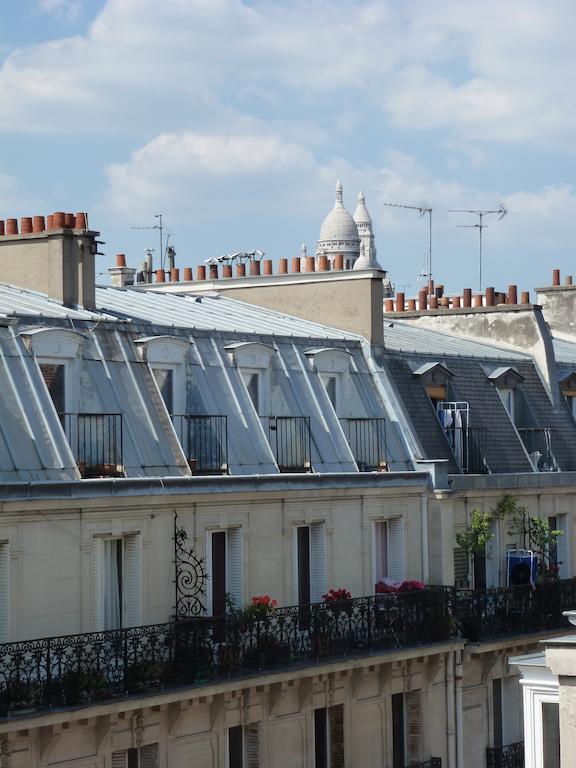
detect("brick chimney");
top-left (0, 212), bottom-right (99, 309)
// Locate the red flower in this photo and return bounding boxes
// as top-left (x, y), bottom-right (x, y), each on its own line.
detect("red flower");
top-left (322, 588), bottom-right (352, 602)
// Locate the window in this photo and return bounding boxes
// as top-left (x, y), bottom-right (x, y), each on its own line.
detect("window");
top-left (373, 519), bottom-right (405, 586)
top-left (295, 523), bottom-right (326, 606)
top-left (242, 370), bottom-right (260, 413)
top-left (112, 744), bottom-right (159, 768)
top-left (152, 367), bottom-right (174, 414)
top-left (542, 702), bottom-right (560, 768)
top-left (485, 519), bottom-right (500, 588)
top-left (228, 723), bottom-right (261, 768)
top-left (320, 374), bottom-right (338, 409)
top-left (493, 677), bottom-right (523, 747)
top-left (314, 705), bottom-right (344, 768)
top-left (392, 691), bottom-right (422, 768)
top-left (92, 535), bottom-right (141, 631)
top-left (498, 388), bottom-right (515, 422)
top-left (208, 528), bottom-right (243, 615)
top-left (0, 542), bottom-right (8, 642)
top-left (39, 362), bottom-right (66, 413)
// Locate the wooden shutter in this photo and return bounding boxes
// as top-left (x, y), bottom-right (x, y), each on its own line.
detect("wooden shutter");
top-left (227, 528), bottom-right (243, 609)
top-left (244, 723), bottom-right (261, 768)
top-left (111, 752), bottom-right (127, 768)
top-left (124, 534), bottom-right (142, 628)
top-left (556, 515), bottom-right (569, 579)
top-left (139, 744), bottom-right (159, 768)
top-left (388, 518), bottom-right (405, 583)
top-left (502, 676), bottom-right (523, 745)
top-left (0, 542), bottom-right (9, 642)
top-left (310, 522), bottom-right (327, 603)
top-left (405, 690), bottom-right (423, 764)
top-left (329, 704), bottom-right (344, 768)
top-left (91, 537), bottom-right (103, 631)
top-left (485, 520), bottom-right (500, 588)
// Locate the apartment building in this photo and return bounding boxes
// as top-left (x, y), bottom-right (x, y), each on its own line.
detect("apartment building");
top-left (0, 211), bottom-right (574, 768)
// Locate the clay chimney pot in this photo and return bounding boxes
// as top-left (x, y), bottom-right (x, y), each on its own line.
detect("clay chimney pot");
top-left (6, 219), bottom-right (18, 235)
top-left (53, 212), bottom-right (66, 228)
top-left (222, 264), bottom-right (233, 278)
top-left (116, 253), bottom-right (127, 268)
top-left (196, 265), bottom-right (206, 281)
top-left (20, 217), bottom-right (33, 234)
top-left (278, 258), bottom-right (288, 274)
top-left (74, 212), bottom-right (87, 229)
top-left (236, 263), bottom-right (246, 277)
top-left (291, 257), bottom-right (301, 273)
top-left (156, 269), bottom-right (166, 283)
top-left (32, 215), bottom-right (45, 233)
top-left (263, 259), bottom-right (273, 276)
top-left (396, 292), bottom-right (405, 312)
top-left (183, 267), bottom-right (193, 281)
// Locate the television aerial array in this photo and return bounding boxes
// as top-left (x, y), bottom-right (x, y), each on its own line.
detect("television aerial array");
top-left (447, 204), bottom-right (508, 291)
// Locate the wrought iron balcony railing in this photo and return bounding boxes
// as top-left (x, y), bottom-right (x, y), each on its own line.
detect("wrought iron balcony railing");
top-left (60, 413), bottom-right (124, 478)
top-left (455, 578), bottom-right (576, 641)
top-left (443, 426), bottom-right (490, 474)
top-left (0, 588), bottom-right (453, 718)
top-left (267, 416), bottom-right (312, 472)
top-left (517, 427), bottom-right (557, 472)
top-left (406, 760), bottom-right (442, 768)
top-left (340, 418), bottom-right (387, 471)
top-left (486, 741), bottom-right (524, 768)
top-left (172, 415), bottom-right (228, 475)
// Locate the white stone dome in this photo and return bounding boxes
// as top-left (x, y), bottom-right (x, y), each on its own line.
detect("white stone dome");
top-left (318, 180), bottom-right (360, 242)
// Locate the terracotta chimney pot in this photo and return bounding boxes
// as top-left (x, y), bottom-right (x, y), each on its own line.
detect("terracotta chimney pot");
top-left (521, 291), bottom-right (530, 304)
top-left (306, 256), bottom-right (316, 272)
top-left (407, 298), bottom-right (416, 311)
top-left (222, 264), bottom-right (233, 278)
top-left (46, 214), bottom-right (55, 230)
top-left (236, 263), bottom-right (246, 277)
top-left (485, 287), bottom-right (495, 306)
top-left (171, 268), bottom-right (180, 282)
top-left (318, 255), bottom-right (328, 272)
top-left (249, 260), bottom-right (260, 276)
top-left (553, 268), bottom-right (561, 286)
top-left (32, 215), bottom-right (45, 233)
top-left (385, 299), bottom-right (394, 312)
top-left (278, 258), bottom-right (288, 274)
top-left (334, 253), bottom-right (344, 270)
top-left (473, 294), bottom-right (483, 307)
top-left (396, 292), bottom-right (405, 312)
top-left (440, 296), bottom-right (450, 307)
top-left (183, 267), bottom-right (193, 281)
top-left (418, 289), bottom-right (428, 311)
top-left (6, 219), bottom-right (18, 235)
top-left (452, 296), bottom-right (461, 308)
top-left (429, 296), bottom-right (438, 309)
top-left (507, 284), bottom-right (518, 304)
top-left (64, 213), bottom-right (75, 228)
top-left (53, 212), bottom-right (66, 228)
top-left (156, 269), bottom-right (166, 283)
top-left (209, 264), bottom-right (219, 280)
top-left (291, 257), bottom-right (301, 273)
top-left (116, 253), bottom-right (127, 267)
top-left (0, 221), bottom-right (4, 236)
top-left (427, 279), bottom-right (434, 296)
top-left (566, 275), bottom-right (573, 286)
top-left (463, 288), bottom-right (472, 308)
top-left (20, 217), bottom-right (33, 234)
top-left (74, 212), bottom-right (87, 229)
top-left (435, 284), bottom-right (444, 299)
top-left (197, 265), bottom-right (206, 281)
top-left (263, 259), bottom-right (273, 276)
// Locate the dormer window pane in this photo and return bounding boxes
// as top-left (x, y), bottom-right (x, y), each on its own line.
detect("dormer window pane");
top-left (242, 371), bottom-right (260, 413)
top-left (40, 363), bottom-right (66, 413)
top-left (321, 374), bottom-right (337, 409)
top-left (499, 388), bottom-right (515, 422)
top-left (153, 368), bottom-right (174, 414)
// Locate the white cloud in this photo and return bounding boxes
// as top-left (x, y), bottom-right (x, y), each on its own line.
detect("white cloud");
top-left (37, 0), bottom-right (82, 21)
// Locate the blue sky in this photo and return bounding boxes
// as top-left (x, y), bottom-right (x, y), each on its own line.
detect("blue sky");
top-left (1, 0), bottom-right (576, 295)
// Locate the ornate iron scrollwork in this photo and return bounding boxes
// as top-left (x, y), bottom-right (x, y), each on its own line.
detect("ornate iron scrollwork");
top-left (174, 513), bottom-right (208, 618)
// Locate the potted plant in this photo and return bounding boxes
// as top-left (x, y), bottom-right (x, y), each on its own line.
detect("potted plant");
top-left (322, 588), bottom-right (353, 614)
top-left (242, 595), bottom-right (280, 668)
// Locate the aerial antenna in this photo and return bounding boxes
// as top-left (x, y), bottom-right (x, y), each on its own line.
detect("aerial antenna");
top-left (206, 250), bottom-right (265, 265)
top-left (131, 214), bottom-right (172, 270)
top-left (447, 204), bottom-right (507, 291)
top-left (384, 202), bottom-right (433, 284)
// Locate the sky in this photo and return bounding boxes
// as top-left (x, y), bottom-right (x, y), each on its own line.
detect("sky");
top-left (1, 0), bottom-right (576, 296)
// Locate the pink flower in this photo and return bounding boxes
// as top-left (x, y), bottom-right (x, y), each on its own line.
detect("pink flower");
top-left (322, 588), bottom-right (352, 602)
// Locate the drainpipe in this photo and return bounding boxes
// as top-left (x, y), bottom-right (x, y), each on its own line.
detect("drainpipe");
top-left (421, 492), bottom-right (429, 582)
top-left (446, 652), bottom-right (456, 768)
top-left (455, 649), bottom-right (464, 768)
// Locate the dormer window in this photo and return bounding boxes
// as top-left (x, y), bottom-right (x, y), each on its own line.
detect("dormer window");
top-left (498, 388), bottom-right (515, 421)
top-left (486, 366), bottom-right (525, 425)
top-left (135, 336), bottom-right (190, 416)
top-left (23, 328), bottom-right (85, 415)
top-left (225, 342), bottom-right (276, 417)
top-left (304, 347), bottom-right (352, 414)
top-left (411, 361), bottom-right (454, 407)
top-left (241, 370), bottom-right (261, 413)
top-left (559, 372), bottom-right (576, 418)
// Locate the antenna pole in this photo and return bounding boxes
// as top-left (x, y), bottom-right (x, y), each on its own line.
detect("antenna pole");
top-left (383, 201), bottom-right (433, 285)
top-left (447, 204), bottom-right (507, 292)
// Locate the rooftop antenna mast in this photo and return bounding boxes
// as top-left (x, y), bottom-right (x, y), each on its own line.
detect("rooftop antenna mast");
top-left (383, 202), bottom-right (433, 284)
top-left (447, 204), bottom-right (507, 291)
top-left (131, 214), bottom-right (172, 270)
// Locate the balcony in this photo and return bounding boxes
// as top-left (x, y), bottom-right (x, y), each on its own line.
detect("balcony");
top-left (407, 760), bottom-right (442, 768)
top-left (172, 415), bottom-right (228, 474)
top-left (486, 742), bottom-right (524, 768)
top-left (0, 589), bottom-right (453, 718)
top-left (340, 418), bottom-right (387, 471)
top-left (267, 416), bottom-right (312, 472)
top-left (60, 413), bottom-right (124, 478)
top-left (517, 427), bottom-right (557, 471)
top-left (443, 426), bottom-right (489, 474)
top-left (455, 578), bottom-right (576, 642)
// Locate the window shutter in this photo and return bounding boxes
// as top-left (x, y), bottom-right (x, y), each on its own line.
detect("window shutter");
top-left (373, 522), bottom-right (388, 584)
top-left (297, 527), bottom-right (311, 606)
top-left (405, 690), bottom-right (423, 764)
top-left (124, 534), bottom-right (142, 628)
top-left (226, 528), bottom-right (243, 609)
top-left (244, 723), bottom-right (261, 768)
top-left (139, 744), bottom-right (159, 768)
top-left (388, 518), bottom-right (406, 583)
top-left (329, 704), bottom-right (345, 768)
top-left (111, 751), bottom-right (127, 768)
top-left (502, 676), bottom-right (523, 745)
top-left (556, 515), bottom-right (569, 579)
top-left (454, 546), bottom-right (470, 588)
top-left (485, 520), bottom-right (500, 588)
top-left (91, 537), bottom-right (103, 631)
top-left (0, 542), bottom-right (9, 642)
top-left (310, 522), bottom-right (327, 603)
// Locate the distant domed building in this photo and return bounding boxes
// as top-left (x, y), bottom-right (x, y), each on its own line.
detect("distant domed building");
top-left (315, 180), bottom-right (382, 271)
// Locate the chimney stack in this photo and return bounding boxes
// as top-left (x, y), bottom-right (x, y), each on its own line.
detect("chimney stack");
top-left (108, 253), bottom-right (137, 288)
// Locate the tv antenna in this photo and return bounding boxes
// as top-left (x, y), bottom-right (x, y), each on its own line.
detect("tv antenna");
top-left (131, 214), bottom-right (172, 270)
top-left (447, 204), bottom-right (507, 291)
top-left (384, 202), bottom-right (433, 283)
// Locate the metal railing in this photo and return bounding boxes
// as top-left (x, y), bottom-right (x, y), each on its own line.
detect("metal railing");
top-left (172, 415), bottom-right (228, 474)
top-left (486, 742), bottom-right (524, 768)
top-left (60, 413), bottom-right (124, 478)
top-left (444, 426), bottom-right (489, 474)
top-left (517, 427), bottom-right (557, 472)
top-left (455, 578), bottom-right (576, 641)
top-left (267, 416), bottom-right (312, 472)
top-left (0, 588), bottom-right (453, 718)
top-left (340, 418), bottom-right (387, 471)
top-left (406, 760), bottom-right (442, 768)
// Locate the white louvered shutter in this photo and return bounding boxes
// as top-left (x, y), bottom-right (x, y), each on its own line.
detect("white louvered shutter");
top-left (91, 537), bottom-right (103, 631)
top-left (485, 520), bottom-right (500, 588)
top-left (405, 690), bottom-right (423, 764)
top-left (373, 522), bottom-right (388, 583)
top-left (310, 522), bottom-right (327, 603)
top-left (226, 528), bottom-right (243, 608)
top-left (139, 744), bottom-right (159, 768)
top-left (0, 542), bottom-right (9, 642)
top-left (111, 751), bottom-right (127, 768)
top-left (502, 676), bottom-right (523, 745)
top-left (388, 518), bottom-right (406, 583)
top-left (556, 515), bottom-right (569, 579)
top-left (244, 723), bottom-right (261, 768)
top-left (124, 534), bottom-right (142, 628)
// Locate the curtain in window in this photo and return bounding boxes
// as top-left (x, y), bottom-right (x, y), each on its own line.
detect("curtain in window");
top-left (103, 539), bottom-right (122, 630)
